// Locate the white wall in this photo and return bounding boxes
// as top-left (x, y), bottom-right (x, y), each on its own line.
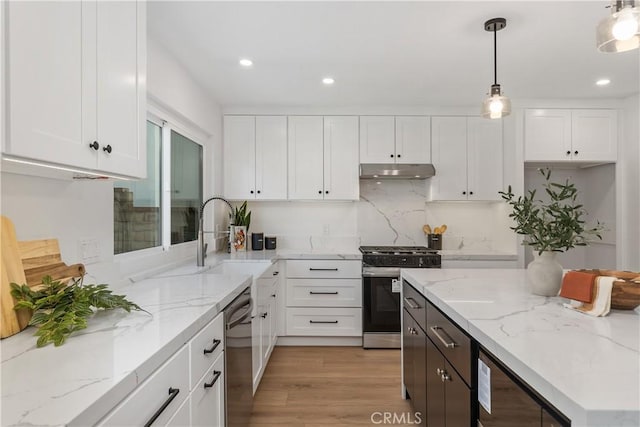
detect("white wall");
top-left (618, 94), bottom-right (639, 270)
top-left (0, 37), bottom-right (223, 283)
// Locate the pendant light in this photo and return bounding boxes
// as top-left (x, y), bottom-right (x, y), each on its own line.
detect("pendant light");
top-left (481, 17), bottom-right (511, 119)
top-left (597, 0), bottom-right (640, 53)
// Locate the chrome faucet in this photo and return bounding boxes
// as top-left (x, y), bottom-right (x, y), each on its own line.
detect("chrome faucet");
top-left (197, 196), bottom-right (234, 266)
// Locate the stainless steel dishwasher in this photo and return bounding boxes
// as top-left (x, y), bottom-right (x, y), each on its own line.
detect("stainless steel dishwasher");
top-left (225, 287), bottom-right (253, 427)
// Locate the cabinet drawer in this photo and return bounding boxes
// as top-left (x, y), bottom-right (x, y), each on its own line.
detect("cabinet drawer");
top-left (403, 280), bottom-right (426, 332)
top-left (286, 260), bottom-right (361, 278)
top-left (286, 307), bottom-right (362, 336)
top-left (426, 300), bottom-right (471, 385)
top-left (98, 346), bottom-right (189, 426)
top-left (286, 278), bottom-right (362, 307)
top-left (190, 312), bottom-right (224, 388)
top-left (191, 351), bottom-right (225, 427)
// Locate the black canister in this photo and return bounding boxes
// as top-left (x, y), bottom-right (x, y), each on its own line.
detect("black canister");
top-left (252, 233), bottom-right (264, 251)
top-left (427, 233), bottom-right (442, 250)
top-left (265, 236), bottom-right (277, 250)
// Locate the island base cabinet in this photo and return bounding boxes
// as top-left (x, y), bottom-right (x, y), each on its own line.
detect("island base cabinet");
top-left (478, 350), bottom-right (569, 427)
top-left (402, 308), bottom-right (427, 426)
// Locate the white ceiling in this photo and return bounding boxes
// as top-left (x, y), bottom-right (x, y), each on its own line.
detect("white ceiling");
top-left (148, 1), bottom-right (640, 108)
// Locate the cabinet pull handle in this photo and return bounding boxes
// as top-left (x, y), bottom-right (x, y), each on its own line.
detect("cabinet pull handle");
top-left (403, 297), bottom-right (420, 309)
top-left (144, 387), bottom-right (180, 427)
top-left (309, 320), bottom-right (338, 324)
top-left (441, 372), bottom-right (451, 382)
top-left (273, 271), bottom-right (279, 276)
top-left (204, 370), bottom-right (222, 389)
top-left (203, 338), bottom-right (221, 354)
top-left (261, 312), bottom-right (268, 318)
top-left (89, 141), bottom-right (100, 150)
top-left (309, 268), bottom-right (338, 271)
top-left (430, 326), bottom-right (458, 348)
top-left (309, 291), bottom-right (339, 295)
top-left (103, 144), bottom-right (112, 154)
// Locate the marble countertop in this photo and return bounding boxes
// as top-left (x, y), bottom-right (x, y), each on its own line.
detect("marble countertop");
top-left (401, 268), bottom-right (640, 427)
top-left (0, 270), bottom-right (253, 427)
top-left (439, 249), bottom-right (518, 261)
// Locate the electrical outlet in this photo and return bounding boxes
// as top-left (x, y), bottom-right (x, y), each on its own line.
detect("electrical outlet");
top-left (323, 224), bottom-right (330, 236)
top-left (79, 238), bottom-right (101, 264)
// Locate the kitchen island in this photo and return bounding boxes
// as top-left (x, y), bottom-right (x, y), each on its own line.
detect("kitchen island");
top-left (402, 268), bottom-right (640, 427)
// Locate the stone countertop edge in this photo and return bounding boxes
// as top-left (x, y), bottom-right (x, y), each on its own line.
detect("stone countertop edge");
top-left (439, 250), bottom-right (518, 261)
top-left (0, 273), bottom-right (253, 427)
top-left (401, 268), bottom-right (640, 427)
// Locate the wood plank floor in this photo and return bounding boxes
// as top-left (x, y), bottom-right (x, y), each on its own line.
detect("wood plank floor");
top-left (249, 346), bottom-right (414, 426)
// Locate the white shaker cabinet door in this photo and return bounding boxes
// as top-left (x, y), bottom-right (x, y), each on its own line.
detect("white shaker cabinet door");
top-left (191, 353), bottom-right (225, 427)
top-left (524, 109), bottom-right (572, 162)
top-left (467, 117), bottom-right (503, 201)
top-left (359, 116), bottom-right (395, 163)
top-left (95, 0), bottom-right (146, 178)
top-left (324, 116), bottom-right (359, 200)
top-left (395, 116), bottom-right (431, 164)
top-left (288, 116), bottom-right (324, 200)
top-left (571, 109), bottom-right (617, 162)
top-left (5, 1), bottom-right (96, 168)
top-left (256, 116), bottom-right (288, 200)
top-left (224, 116), bottom-right (257, 200)
top-left (430, 117), bottom-right (468, 201)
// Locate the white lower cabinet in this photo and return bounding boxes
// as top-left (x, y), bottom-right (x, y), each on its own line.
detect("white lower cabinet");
top-left (98, 312), bottom-right (225, 426)
top-left (191, 352), bottom-right (225, 427)
top-left (252, 263), bottom-right (280, 393)
top-left (284, 259), bottom-right (362, 338)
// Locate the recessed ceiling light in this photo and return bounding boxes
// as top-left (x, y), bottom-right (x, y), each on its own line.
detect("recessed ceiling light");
top-left (322, 77), bottom-right (335, 85)
top-left (239, 58), bottom-right (253, 67)
top-left (596, 78), bottom-right (611, 86)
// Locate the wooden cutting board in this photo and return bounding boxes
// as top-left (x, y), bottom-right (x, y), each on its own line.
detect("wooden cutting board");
top-left (1, 216), bottom-right (86, 338)
top-left (1, 216), bottom-right (32, 338)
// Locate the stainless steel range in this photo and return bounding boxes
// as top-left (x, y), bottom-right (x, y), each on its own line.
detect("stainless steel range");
top-left (360, 246), bottom-right (441, 349)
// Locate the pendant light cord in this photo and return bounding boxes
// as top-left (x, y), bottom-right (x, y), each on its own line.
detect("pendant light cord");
top-left (493, 26), bottom-right (498, 85)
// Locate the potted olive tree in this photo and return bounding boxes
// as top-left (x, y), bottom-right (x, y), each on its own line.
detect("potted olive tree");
top-left (499, 168), bottom-right (604, 296)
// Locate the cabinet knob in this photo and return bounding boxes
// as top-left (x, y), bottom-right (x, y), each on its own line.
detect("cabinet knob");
top-left (390, 154), bottom-right (394, 158)
top-left (574, 150), bottom-right (579, 155)
top-left (436, 368), bottom-right (443, 375)
top-left (397, 154), bottom-right (401, 158)
top-left (325, 190), bottom-right (329, 194)
top-left (102, 144), bottom-right (112, 154)
top-left (462, 191), bottom-right (466, 195)
top-left (89, 141), bottom-right (99, 151)
top-left (271, 293), bottom-right (276, 298)
top-left (441, 372), bottom-right (451, 382)
top-left (566, 150), bottom-right (571, 156)
top-left (469, 191), bottom-right (474, 195)
top-left (261, 312), bottom-right (268, 318)
top-left (257, 190), bottom-right (261, 194)
top-left (250, 190), bottom-right (254, 194)
top-left (318, 190), bottom-right (322, 194)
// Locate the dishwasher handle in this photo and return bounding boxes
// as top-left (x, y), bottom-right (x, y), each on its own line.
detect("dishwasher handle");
top-left (227, 303), bottom-right (253, 330)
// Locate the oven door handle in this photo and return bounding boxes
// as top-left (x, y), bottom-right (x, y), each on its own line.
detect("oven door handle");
top-left (362, 267), bottom-right (401, 278)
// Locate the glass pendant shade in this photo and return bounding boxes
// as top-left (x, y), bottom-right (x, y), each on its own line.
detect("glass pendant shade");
top-left (481, 85), bottom-right (511, 119)
top-left (597, 4), bottom-right (640, 52)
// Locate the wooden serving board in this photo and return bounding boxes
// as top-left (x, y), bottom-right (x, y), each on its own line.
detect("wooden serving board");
top-left (1, 216), bottom-right (86, 338)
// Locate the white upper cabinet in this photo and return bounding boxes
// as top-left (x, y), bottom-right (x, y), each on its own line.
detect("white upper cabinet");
top-left (323, 116), bottom-right (359, 200)
top-left (360, 116), bottom-right (431, 164)
top-left (524, 109), bottom-right (617, 162)
top-left (288, 116), bottom-right (325, 200)
top-left (4, 1), bottom-right (146, 178)
top-left (288, 116), bottom-right (359, 200)
top-left (430, 116), bottom-right (503, 201)
top-left (224, 116), bottom-right (287, 200)
top-left (395, 116), bottom-right (431, 164)
top-left (359, 116), bottom-right (395, 163)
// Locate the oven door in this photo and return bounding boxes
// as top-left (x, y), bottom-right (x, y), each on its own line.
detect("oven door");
top-left (362, 267), bottom-right (401, 348)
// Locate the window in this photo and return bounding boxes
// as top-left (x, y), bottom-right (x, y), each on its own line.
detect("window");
top-left (114, 120), bottom-right (203, 254)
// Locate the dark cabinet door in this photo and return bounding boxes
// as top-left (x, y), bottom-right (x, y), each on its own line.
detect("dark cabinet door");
top-left (403, 308), bottom-right (415, 399)
top-left (413, 325), bottom-right (427, 427)
top-left (426, 336), bottom-right (446, 427)
top-left (444, 359), bottom-right (471, 427)
top-left (478, 350), bottom-right (541, 427)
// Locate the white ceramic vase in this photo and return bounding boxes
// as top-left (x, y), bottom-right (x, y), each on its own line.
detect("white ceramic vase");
top-left (526, 251), bottom-right (563, 296)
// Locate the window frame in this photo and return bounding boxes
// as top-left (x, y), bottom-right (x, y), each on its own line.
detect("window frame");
top-left (114, 105), bottom-right (208, 260)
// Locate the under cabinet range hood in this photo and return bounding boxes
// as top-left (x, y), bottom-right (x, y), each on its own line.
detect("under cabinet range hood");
top-left (359, 163), bottom-right (436, 180)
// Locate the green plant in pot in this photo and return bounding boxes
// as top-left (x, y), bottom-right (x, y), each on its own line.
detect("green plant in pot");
top-left (499, 168), bottom-right (604, 296)
top-left (231, 201), bottom-right (251, 251)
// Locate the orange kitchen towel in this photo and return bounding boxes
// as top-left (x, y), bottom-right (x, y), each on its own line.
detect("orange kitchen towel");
top-left (563, 276), bottom-right (614, 317)
top-left (560, 271), bottom-right (597, 303)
